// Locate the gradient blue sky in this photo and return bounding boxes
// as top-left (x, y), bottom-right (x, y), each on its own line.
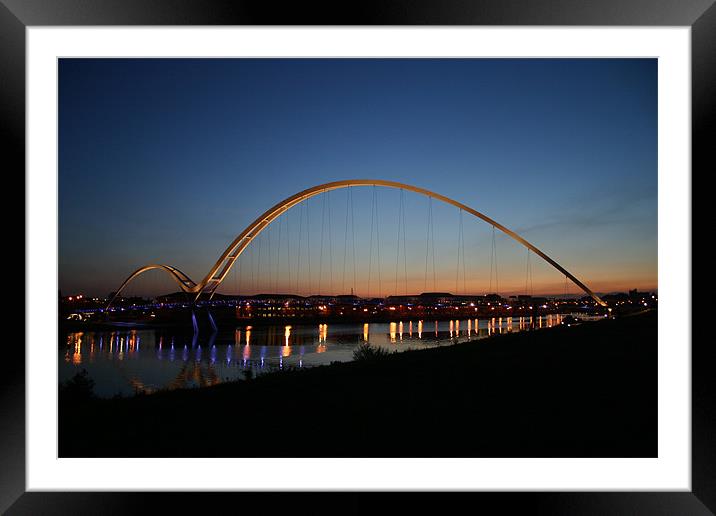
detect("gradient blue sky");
top-left (59, 58), bottom-right (657, 298)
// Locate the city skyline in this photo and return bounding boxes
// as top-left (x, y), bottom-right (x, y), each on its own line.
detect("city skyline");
top-left (59, 58), bottom-right (657, 297)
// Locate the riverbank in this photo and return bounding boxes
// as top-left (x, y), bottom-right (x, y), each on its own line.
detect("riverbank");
top-left (60, 307), bottom-right (604, 333)
top-left (59, 310), bottom-right (657, 458)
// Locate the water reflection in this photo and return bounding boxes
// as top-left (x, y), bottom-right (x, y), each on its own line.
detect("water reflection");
top-left (60, 315), bottom-right (572, 398)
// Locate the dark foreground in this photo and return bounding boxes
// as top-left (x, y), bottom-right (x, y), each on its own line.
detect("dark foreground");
top-left (59, 311), bottom-right (657, 457)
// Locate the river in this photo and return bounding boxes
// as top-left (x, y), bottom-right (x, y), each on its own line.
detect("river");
top-left (59, 315), bottom-right (569, 397)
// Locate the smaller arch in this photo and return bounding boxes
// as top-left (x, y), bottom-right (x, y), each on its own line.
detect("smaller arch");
top-left (106, 264), bottom-right (197, 308)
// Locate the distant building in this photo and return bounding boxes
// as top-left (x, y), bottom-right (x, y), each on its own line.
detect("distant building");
top-left (418, 292), bottom-right (454, 304)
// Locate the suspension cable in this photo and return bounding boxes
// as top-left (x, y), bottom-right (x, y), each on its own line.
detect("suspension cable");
top-left (525, 248), bottom-right (534, 296)
top-left (431, 200), bottom-right (436, 292)
top-left (461, 209), bottom-right (467, 294)
top-left (395, 189), bottom-right (402, 296)
top-left (306, 197), bottom-right (312, 295)
top-left (267, 222), bottom-right (273, 294)
top-left (489, 227), bottom-right (493, 294)
top-left (327, 190), bottom-right (333, 296)
top-left (350, 187), bottom-right (357, 297)
top-left (375, 187), bottom-right (382, 298)
top-left (424, 196), bottom-right (437, 292)
top-left (296, 201), bottom-right (303, 295)
top-left (368, 186), bottom-right (375, 298)
top-left (402, 190), bottom-right (408, 296)
top-left (527, 248), bottom-right (535, 296)
top-left (236, 251), bottom-right (242, 300)
top-left (249, 240), bottom-right (255, 294)
top-left (489, 226), bottom-right (499, 295)
top-left (494, 227), bottom-right (499, 296)
top-left (318, 190), bottom-right (326, 295)
top-left (455, 208), bottom-right (462, 295)
top-left (256, 232), bottom-right (263, 294)
top-left (275, 212), bottom-right (282, 294)
top-left (342, 187), bottom-right (350, 295)
top-left (462, 211), bottom-right (467, 295)
top-left (424, 196), bottom-right (431, 293)
top-left (279, 208), bottom-right (291, 294)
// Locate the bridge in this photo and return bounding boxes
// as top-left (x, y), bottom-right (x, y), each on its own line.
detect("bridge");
top-left (108, 179), bottom-right (607, 313)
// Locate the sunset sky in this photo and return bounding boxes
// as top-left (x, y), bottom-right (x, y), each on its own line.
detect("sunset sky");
top-left (59, 58), bottom-right (657, 298)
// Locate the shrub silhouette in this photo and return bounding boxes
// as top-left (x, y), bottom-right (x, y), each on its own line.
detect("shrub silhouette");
top-left (59, 369), bottom-right (96, 403)
top-left (353, 343), bottom-right (391, 361)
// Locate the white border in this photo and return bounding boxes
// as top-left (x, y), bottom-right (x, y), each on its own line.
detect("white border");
top-left (27, 27), bottom-right (690, 491)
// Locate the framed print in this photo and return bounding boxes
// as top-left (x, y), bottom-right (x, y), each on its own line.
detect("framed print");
top-left (4, 0), bottom-right (711, 513)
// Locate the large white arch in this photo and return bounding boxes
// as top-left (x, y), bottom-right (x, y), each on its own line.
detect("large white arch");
top-left (108, 180), bottom-right (606, 307)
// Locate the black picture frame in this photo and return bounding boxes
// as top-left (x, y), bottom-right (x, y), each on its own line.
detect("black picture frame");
top-left (4, 1), bottom-right (709, 513)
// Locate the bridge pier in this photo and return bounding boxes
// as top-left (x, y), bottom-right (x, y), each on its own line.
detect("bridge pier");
top-left (207, 308), bottom-right (218, 333)
top-left (191, 309), bottom-right (199, 334)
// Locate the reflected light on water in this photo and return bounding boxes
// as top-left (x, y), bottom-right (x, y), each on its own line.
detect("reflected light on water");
top-left (60, 314), bottom-right (578, 398)
top-left (87, 336), bottom-right (95, 363)
top-left (72, 333), bottom-right (82, 365)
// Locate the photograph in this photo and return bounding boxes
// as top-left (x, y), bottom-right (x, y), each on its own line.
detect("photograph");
top-left (3, 0), bottom-right (709, 507)
top-left (57, 57), bottom-right (658, 458)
